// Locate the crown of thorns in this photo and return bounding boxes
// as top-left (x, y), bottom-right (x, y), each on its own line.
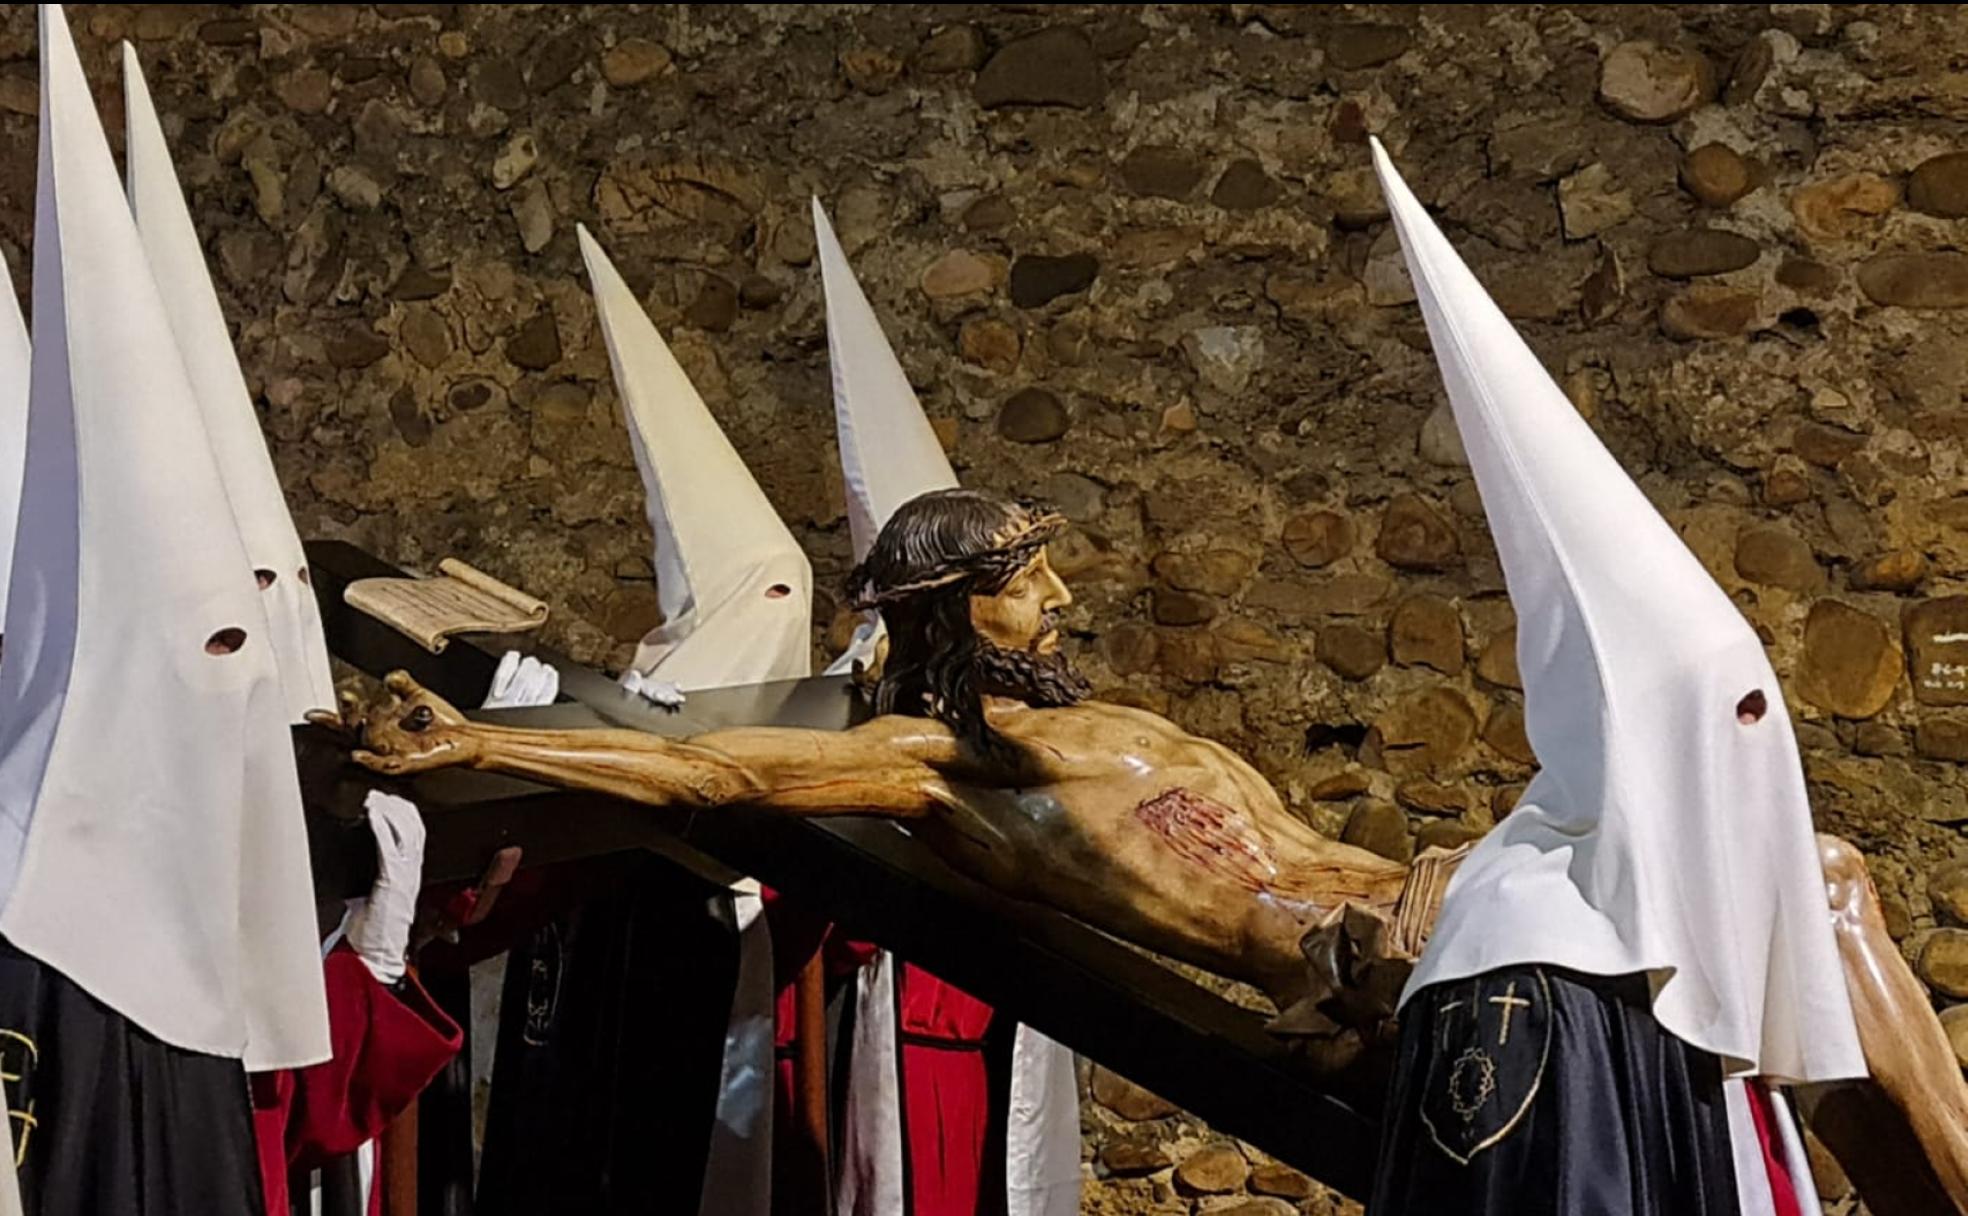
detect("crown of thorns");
top-left (847, 504), bottom-right (1067, 610)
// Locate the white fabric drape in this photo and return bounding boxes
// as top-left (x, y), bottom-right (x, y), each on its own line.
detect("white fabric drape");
top-left (0, 1098), bottom-right (20, 1216)
top-left (1725, 1080), bottom-right (1823, 1216)
top-left (697, 880), bottom-right (776, 1216)
top-left (836, 953), bottom-right (906, 1216)
top-left (1005, 1025), bottom-right (1082, 1216)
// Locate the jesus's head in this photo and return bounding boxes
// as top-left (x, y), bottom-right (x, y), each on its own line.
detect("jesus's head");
top-left (847, 488), bottom-right (1089, 750)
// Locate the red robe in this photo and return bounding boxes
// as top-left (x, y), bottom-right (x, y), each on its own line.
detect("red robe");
top-left (250, 946), bottom-right (462, 1215)
top-left (763, 888), bottom-right (997, 1216)
top-left (895, 964), bottom-right (995, 1216)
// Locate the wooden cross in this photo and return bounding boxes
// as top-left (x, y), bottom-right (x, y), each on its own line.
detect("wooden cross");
top-left (299, 538), bottom-right (1387, 1203)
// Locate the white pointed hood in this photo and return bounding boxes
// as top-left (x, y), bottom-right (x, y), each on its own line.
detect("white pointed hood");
top-left (0, 5), bottom-right (328, 1070)
top-left (1373, 139), bottom-right (1862, 1083)
top-left (812, 198), bottom-right (957, 560)
top-left (578, 225), bottom-right (812, 691)
top-left (123, 42), bottom-right (336, 725)
top-left (0, 251), bottom-right (27, 624)
top-left (812, 199), bottom-right (958, 676)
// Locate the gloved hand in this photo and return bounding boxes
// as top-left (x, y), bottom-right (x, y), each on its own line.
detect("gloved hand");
top-left (345, 790), bottom-right (426, 986)
top-left (620, 668), bottom-right (686, 709)
top-left (482, 650), bottom-right (560, 709)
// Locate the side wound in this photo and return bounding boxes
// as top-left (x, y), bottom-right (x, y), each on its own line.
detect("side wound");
top-left (1134, 787), bottom-right (1278, 894)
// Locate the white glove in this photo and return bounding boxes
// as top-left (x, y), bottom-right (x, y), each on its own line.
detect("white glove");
top-left (823, 619), bottom-right (880, 678)
top-left (345, 790), bottom-right (426, 986)
top-left (482, 650), bottom-right (560, 709)
top-left (620, 668), bottom-right (686, 709)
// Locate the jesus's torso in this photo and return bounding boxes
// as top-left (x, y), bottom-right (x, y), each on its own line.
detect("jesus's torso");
top-left (903, 698), bottom-right (1409, 1007)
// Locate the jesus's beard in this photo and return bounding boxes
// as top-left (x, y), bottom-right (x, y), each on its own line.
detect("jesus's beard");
top-left (971, 635), bottom-right (1091, 708)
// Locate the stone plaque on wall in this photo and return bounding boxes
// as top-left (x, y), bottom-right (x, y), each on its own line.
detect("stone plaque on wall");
top-left (1905, 598), bottom-right (1968, 706)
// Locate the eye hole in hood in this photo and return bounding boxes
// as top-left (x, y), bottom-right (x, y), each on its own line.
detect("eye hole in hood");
top-left (1736, 689), bottom-right (1767, 725)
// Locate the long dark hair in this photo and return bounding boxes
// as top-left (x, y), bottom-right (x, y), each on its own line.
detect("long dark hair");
top-left (846, 489), bottom-right (1067, 751)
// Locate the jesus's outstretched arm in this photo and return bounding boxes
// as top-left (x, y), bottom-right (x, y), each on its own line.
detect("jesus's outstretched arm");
top-left (315, 670), bottom-right (956, 818)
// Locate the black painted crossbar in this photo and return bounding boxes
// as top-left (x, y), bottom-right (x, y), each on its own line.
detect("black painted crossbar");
top-left (301, 539), bottom-right (1382, 1199)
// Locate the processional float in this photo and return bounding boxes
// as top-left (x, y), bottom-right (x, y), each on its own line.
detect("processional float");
top-left (298, 539), bottom-right (1384, 1202)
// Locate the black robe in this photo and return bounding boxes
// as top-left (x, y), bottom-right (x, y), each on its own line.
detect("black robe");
top-left (1372, 965), bottom-right (1741, 1216)
top-left (0, 936), bottom-right (265, 1216)
top-left (474, 854), bottom-right (737, 1216)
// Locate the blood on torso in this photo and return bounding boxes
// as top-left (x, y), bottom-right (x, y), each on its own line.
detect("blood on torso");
top-left (1133, 786), bottom-right (1282, 895)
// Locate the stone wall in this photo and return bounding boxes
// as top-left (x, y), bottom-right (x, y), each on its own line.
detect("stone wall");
top-left (16, 3), bottom-right (1968, 1211)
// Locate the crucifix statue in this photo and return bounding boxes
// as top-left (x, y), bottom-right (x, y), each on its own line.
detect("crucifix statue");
top-left (321, 487), bottom-right (1968, 1213)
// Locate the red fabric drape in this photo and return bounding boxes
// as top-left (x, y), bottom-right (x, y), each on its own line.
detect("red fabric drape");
top-left (1744, 1083), bottom-right (1805, 1216)
top-left (249, 946), bottom-right (462, 1215)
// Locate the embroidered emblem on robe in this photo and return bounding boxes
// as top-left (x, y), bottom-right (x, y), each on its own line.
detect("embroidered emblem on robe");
top-left (1, 1028), bottom-right (35, 1165)
top-left (521, 923), bottom-right (565, 1046)
top-left (1418, 968), bottom-right (1551, 1164)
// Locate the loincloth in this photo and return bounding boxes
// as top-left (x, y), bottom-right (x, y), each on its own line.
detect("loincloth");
top-left (1270, 843), bottom-right (1471, 1068)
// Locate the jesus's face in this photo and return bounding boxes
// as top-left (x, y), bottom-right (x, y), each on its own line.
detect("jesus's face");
top-left (969, 549), bottom-right (1071, 656)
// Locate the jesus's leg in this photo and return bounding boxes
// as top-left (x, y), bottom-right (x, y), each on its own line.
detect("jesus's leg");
top-left (1815, 834), bottom-right (1968, 1213)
